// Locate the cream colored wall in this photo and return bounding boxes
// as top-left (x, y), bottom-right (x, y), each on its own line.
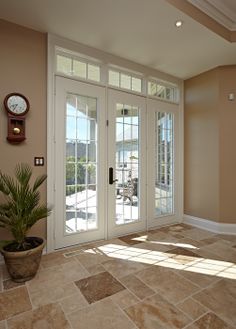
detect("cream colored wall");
top-left (184, 68), bottom-right (220, 221)
top-left (219, 66), bottom-right (236, 223)
top-left (185, 65), bottom-right (236, 224)
top-left (0, 19), bottom-right (47, 240)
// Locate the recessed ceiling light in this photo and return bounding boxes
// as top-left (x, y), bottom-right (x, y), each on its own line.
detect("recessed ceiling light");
top-left (175, 20), bottom-right (183, 28)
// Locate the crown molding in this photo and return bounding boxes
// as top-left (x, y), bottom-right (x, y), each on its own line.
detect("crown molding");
top-left (187, 0), bottom-right (236, 31)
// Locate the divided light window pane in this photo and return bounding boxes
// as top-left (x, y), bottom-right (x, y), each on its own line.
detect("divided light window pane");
top-left (120, 73), bottom-right (131, 90)
top-left (57, 55), bottom-right (72, 75)
top-left (148, 81), bottom-right (176, 102)
top-left (132, 77), bottom-right (142, 92)
top-left (109, 70), bottom-right (119, 87)
top-left (73, 60), bottom-right (86, 79)
top-left (88, 64), bottom-right (100, 82)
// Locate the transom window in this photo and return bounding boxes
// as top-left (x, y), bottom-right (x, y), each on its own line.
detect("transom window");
top-left (57, 54), bottom-right (100, 82)
top-left (56, 50), bottom-right (179, 104)
top-left (109, 70), bottom-right (142, 93)
top-left (148, 81), bottom-right (177, 102)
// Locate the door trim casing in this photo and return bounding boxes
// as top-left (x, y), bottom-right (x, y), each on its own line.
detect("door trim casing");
top-left (47, 35), bottom-right (184, 252)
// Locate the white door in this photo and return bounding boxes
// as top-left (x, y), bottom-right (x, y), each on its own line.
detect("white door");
top-left (147, 98), bottom-right (181, 228)
top-left (107, 89), bottom-right (147, 238)
top-left (55, 77), bottom-right (106, 249)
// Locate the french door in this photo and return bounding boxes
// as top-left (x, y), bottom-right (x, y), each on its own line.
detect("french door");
top-left (54, 77), bottom-right (180, 249)
top-left (147, 98), bottom-right (180, 228)
top-left (107, 90), bottom-right (147, 238)
top-left (54, 77), bottom-right (106, 248)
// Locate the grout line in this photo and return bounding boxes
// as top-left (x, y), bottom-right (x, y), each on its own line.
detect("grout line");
top-left (181, 310), bottom-right (210, 329)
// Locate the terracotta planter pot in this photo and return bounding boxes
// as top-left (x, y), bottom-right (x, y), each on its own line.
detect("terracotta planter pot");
top-left (1, 237), bottom-right (45, 282)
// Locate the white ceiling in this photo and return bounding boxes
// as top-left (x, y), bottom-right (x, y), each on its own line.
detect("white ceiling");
top-left (0, 0), bottom-right (236, 79)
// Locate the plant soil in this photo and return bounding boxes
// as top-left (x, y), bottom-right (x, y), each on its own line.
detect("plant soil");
top-left (3, 237), bottom-right (43, 252)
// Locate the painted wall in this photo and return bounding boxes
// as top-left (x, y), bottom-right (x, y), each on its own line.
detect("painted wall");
top-left (184, 65), bottom-right (236, 223)
top-left (0, 19), bottom-right (47, 240)
top-left (219, 66), bottom-right (236, 223)
top-left (184, 68), bottom-right (220, 221)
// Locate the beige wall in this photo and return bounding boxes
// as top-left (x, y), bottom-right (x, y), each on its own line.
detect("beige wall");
top-left (219, 66), bottom-right (236, 223)
top-left (184, 68), bottom-right (220, 221)
top-left (0, 19), bottom-right (47, 240)
top-left (185, 65), bottom-right (236, 223)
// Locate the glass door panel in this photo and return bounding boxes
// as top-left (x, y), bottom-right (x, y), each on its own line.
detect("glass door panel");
top-left (65, 94), bottom-right (98, 233)
top-left (55, 77), bottom-right (106, 249)
top-left (147, 99), bottom-right (180, 228)
top-left (115, 103), bottom-right (139, 224)
top-left (108, 90), bottom-right (146, 238)
top-left (155, 112), bottom-right (174, 216)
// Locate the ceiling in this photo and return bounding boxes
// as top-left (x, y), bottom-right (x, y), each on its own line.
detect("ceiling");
top-left (0, 0), bottom-right (236, 80)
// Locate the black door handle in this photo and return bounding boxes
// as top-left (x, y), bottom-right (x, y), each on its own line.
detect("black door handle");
top-left (109, 167), bottom-right (118, 184)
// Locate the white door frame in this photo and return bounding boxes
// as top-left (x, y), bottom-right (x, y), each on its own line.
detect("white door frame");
top-left (107, 89), bottom-right (147, 239)
top-left (54, 77), bottom-right (107, 249)
top-left (147, 98), bottom-right (182, 228)
top-left (47, 35), bottom-right (184, 252)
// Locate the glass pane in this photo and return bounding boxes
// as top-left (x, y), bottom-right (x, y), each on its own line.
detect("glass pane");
top-left (67, 94), bottom-right (77, 116)
top-left (66, 116), bottom-right (76, 139)
top-left (77, 118), bottom-right (87, 141)
top-left (148, 82), bottom-right (157, 96)
top-left (120, 73), bottom-right (131, 90)
top-left (57, 55), bottom-right (72, 75)
top-left (109, 70), bottom-right (120, 87)
top-left (73, 60), bottom-right (86, 78)
top-left (155, 112), bottom-right (174, 217)
top-left (65, 93), bottom-right (98, 234)
top-left (88, 141), bottom-right (96, 162)
top-left (132, 77), bottom-right (142, 92)
top-left (88, 64), bottom-right (100, 82)
top-left (77, 141), bottom-right (87, 162)
top-left (115, 103), bottom-right (139, 225)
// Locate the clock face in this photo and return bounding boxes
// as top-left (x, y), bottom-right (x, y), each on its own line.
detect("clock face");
top-left (4, 93), bottom-right (29, 116)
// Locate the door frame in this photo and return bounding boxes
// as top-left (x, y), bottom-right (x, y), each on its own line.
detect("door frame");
top-left (107, 89), bottom-right (147, 239)
top-left (54, 77), bottom-right (107, 249)
top-left (47, 35), bottom-right (184, 253)
top-left (147, 98), bottom-right (182, 229)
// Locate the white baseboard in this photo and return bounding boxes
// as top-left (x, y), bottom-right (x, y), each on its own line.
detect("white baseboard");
top-left (183, 214), bottom-right (236, 235)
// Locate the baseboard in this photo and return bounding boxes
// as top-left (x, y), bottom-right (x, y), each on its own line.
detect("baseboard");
top-left (183, 214), bottom-right (236, 235)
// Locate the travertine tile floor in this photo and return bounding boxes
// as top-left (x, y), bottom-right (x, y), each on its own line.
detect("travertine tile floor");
top-left (0, 223), bottom-right (236, 328)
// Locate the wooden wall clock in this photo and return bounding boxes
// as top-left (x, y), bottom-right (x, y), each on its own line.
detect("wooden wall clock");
top-left (4, 93), bottom-right (30, 143)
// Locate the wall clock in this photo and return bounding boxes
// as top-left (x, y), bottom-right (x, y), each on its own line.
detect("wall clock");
top-left (4, 93), bottom-right (30, 143)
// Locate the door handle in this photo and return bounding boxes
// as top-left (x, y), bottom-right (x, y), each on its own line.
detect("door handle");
top-left (109, 167), bottom-right (118, 184)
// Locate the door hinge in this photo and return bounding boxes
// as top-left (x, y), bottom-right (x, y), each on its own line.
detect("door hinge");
top-left (106, 120), bottom-right (109, 126)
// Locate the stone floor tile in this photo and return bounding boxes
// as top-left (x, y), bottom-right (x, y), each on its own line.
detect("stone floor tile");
top-left (0, 321), bottom-right (6, 329)
top-left (3, 279), bottom-right (25, 291)
top-left (136, 265), bottom-right (200, 304)
top-left (7, 303), bottom-right (70, 329)
top-left (67, 298), bottom-right (134, 329)
top-left (119, 274), bottom-right (155, 300)
top-left (119, 233), bottom-right (143, 245)
top-left (111, 289), bottom-right (139, 309)
top-left (75, 248), bottom-right (109, 269)
top-left (0, 286), bottom-right (32, 321)
top-left (28, 281), bottom-right (76, 308)
top-left (60, 291), bottom-right (88, 314)
top-left (177, 297), bottom-right (208, 320)
top-left (75, 271), bottom-right (125, 303)
top-left (193, 278), bottom-right (236, 326)
top-left (125, 293), bottom-right (190, 329)
top-left (185, 312), bottom-right (233, 329)
top-left (181, 228), bottom-right (216, 241)
top-left (102, 258), bottom-right (148, 279)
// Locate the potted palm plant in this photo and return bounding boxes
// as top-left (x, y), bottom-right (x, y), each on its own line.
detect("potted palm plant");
top-left (0, 163), bottom-right (51, 282)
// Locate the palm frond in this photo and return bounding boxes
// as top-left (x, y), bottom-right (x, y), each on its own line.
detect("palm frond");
top-left (0, 163), bottom-right (51, 247)
top-left (33, 174), bottom-right (47, 192)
